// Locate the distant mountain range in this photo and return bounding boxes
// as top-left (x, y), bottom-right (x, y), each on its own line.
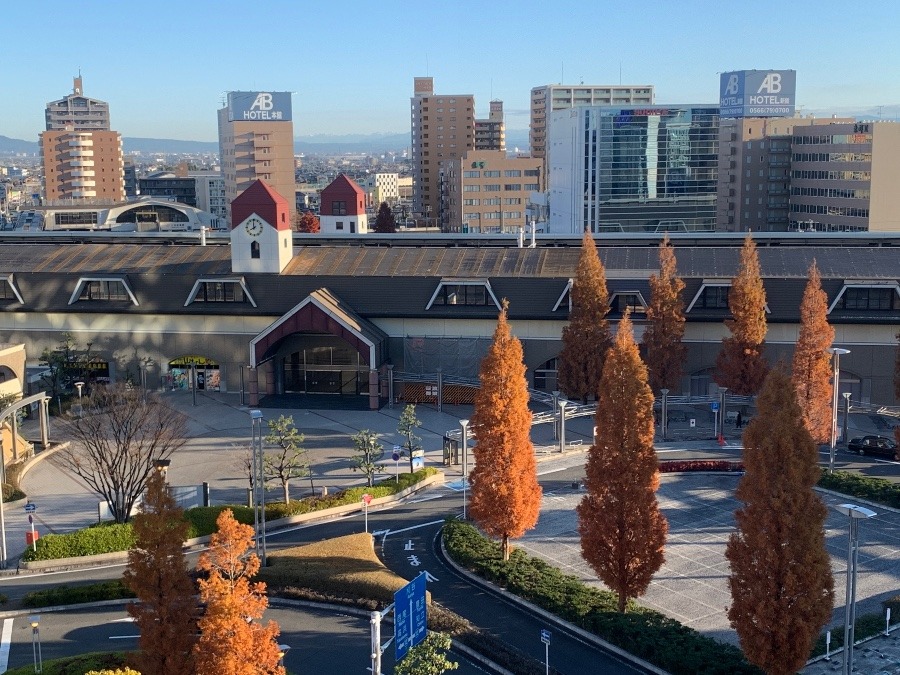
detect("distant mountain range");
top-left (0, 128), bottom-right (533, 157)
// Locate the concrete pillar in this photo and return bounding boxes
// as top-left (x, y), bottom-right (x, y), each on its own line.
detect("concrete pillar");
top-left (40, 398), bottom-right (50, 450)
top-left (248, 367), bottom-right (259, 407)
top-left (368, 370), bottom-right (379, 410)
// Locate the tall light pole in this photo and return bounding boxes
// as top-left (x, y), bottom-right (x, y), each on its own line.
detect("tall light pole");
top-left (558, 399), bottom-right (568, 454)
top-left (834, 503), bottom-right (877, 675)
top-left (0, 463), bottom-right (6, 569)
top-left (459, 419), bottom-right (469, 520)
top-left (660, 389), bottom-right (669, 442)
top-left (250, 409), bottom-right (267, 565)
top-left (827, 348), bottom-right (850, 474)
top-left (30, 615), bottom-right (42, 673)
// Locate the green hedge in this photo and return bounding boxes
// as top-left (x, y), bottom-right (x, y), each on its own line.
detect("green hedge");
top-left (22, 580), bottom-right (135, 608)
top-left (22, 522), bottom-right (136, 562)
top-left (442, 520), bottom-right (762, 675)
top-left (817, 470), bottom-right (900, 509)
top-left (22, 468), bottom-right (438, 562)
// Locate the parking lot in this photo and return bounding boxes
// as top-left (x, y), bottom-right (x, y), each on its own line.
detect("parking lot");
top-left (520, 473), bottom-right (900, 648)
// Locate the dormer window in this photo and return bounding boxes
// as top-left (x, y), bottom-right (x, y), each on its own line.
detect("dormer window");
top-left (426, 279), bottom-right (501, 309)
top-left (828, 284), bottom-right (900, 312)
top-left (185, 278), bottom-right (257, 307)
top-left (610, 291), bottom-right (648, 315)
top-left (687, 280), bottom-right (770, 313)
top-left (0, 274), bottom-right (24, 304)
top-left (69, 276), bottom-right (138, 305)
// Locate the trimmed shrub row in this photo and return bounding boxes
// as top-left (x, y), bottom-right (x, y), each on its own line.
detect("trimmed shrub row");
top-left (817, 469), bottom-right (900, 509)
top-left (22, 580), bottom-right (135, 608)
top-left (22, 468), bottom-right (438, 562)
top-left (442, 519), bottom-right (762, 675)
top-left (659, 460), bottom-right (744, 473)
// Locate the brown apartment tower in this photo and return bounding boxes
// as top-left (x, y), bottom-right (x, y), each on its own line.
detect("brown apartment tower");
top-left (218, 91), bottom-right (296, 225)
top-left (411, 78), bottom-right (475, 225)
top-left (40, 75), bottom-right (125, 203)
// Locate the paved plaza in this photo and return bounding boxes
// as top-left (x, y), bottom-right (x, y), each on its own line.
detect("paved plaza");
top-left (524, 473), bottom-right (900, 671)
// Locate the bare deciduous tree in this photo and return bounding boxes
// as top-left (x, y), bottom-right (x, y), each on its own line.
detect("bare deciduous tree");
top-left (55, 384), bottom-right (188, 523)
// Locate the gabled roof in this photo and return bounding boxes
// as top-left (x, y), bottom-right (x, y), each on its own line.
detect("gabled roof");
top-left (231, 180), bottom-right (290, 231)
top-left (322, 174), bottom-right (365, 199)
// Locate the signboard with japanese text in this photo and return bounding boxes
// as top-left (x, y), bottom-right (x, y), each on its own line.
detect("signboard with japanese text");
top-left (226, 91), bottom-right (292, 122)
top-left (394, 572), bottom-right (427, 661)
top-left (719, 70), bottom-right (796, 118)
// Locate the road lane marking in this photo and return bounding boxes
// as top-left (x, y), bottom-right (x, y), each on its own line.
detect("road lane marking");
top-left (382, 520), bottom-right (444, 538)
top-left (0, 618), bottom-right (12, 672)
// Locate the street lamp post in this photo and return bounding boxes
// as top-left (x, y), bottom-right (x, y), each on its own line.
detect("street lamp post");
top-left (827, 348), bottom-right (850, 474)
top-left (250, 410), bottom-right (267, 565)
top-left (551, 391), bottom-right (560, 440)
top-left (74, 381), bottom-right (84, 401)
top-left (842, 392), bottom-right (852, 446)
top-left (558, 400), bottom-right (567, 454)
top-left (30, 615), bottom-right (42, 673)
top-left (459, 419), bottom-right (469, 520)
top-left (834, 503), bottom-right (877, 675)
top-left (660, 389), bottom-right (669, 442)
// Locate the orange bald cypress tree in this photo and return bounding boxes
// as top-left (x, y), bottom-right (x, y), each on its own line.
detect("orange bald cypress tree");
top-left (194, 510), bottom-right (284, 675)
top-left (642, 235), bottom-right (687, 393)
top-left (791, 261), bottom-right (834, 444)
top-left (557, 231), bottom-right (612, 403)
top-left (124, 469), bottom-right (198, 675)
top-left (726, 369), bottom-right (834, 675)
top-left (469, 300), bottom-right (542, 561)
top-left (715, 235), bottom-right (769, 395)
top-left (578, 313), bottom-right (668, 613)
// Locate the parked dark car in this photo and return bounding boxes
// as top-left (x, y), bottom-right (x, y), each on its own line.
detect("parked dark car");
top-left (847, 435), bottom-right (898, 459)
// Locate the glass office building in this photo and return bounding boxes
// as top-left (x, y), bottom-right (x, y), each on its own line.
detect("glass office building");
top-left (548, 105), bottom-right (719, 233)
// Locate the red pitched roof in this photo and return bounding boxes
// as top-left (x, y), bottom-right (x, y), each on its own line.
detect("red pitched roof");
top-left (231, 180), bottom-right (291, 230)
top-left (320, 174), bottom-right (366, 216)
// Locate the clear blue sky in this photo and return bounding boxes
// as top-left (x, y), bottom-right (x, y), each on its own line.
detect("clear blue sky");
top-left (3, 0), bottom-right (899, 142)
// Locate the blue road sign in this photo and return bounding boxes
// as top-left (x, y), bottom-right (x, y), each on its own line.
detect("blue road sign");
top-left (394, 572), bottom-right (427, 662)
top-left (24, 502), bottom-right (36, 513)
top-left (710, 401), bottom-right (720, 412)
top-left (541, 628), bottom-right (551, 645)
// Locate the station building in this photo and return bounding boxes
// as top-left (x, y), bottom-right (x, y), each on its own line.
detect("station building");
top-left (0, 180), bottom-right (897, 408)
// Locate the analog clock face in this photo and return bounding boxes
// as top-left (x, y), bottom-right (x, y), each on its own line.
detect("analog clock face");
top-left (245, 217), bottom-right (264, 237)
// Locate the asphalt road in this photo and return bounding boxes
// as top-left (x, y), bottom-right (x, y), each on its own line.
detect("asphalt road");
top-left (0, 604), bottom-right (490, 674)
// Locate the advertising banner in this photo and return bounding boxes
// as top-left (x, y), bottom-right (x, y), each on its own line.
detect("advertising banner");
top-left (227, 91), bottom-right (292, 122)
top-left (719, 70), bottom-right (796, 118)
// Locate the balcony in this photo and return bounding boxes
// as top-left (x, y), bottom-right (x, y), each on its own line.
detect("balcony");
top-left (68, 138), bottom-right (93, 147)
top-left (70, 160), bottom-right (95, 167)
top-left (69, 150), bottom-right (94, 158)
top-left (72, 190), bottom-right (97, 198)
top-left (69, 170), bottom-right (95, 178)
top-left (70, 180), bottom-right (96, 188)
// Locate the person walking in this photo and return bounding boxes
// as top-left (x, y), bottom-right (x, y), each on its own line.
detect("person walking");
top-left (735, 411), bottom-right (743, 430)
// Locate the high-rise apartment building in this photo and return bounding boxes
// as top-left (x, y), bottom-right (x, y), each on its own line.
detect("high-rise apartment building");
top-left (530, 84), bottom-right (654, 164)
top-left (410, 77), bottom-right (474, 224)
top-left (217, 91), bottom-right (296, 225)
top-left (45, 75), bottom-right (110, 131)
top-left (716, 116), bottom-right (853, 232)
top-left (789, 120), bottom-right (900, 232)
top-left (548, 104), bottom-right (718, 234)
top-left (440, 150), bottom-right (542, 233)
top-left (475, 100), bottom-right (505, 152)
top-left (40, 76), bottom-right (125, 203)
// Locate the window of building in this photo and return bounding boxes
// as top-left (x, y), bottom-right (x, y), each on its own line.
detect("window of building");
top-left (0, 274), bottom-right (23, 304)
top-left (332, 200), bottom-right (347, 216)
top-left (504, 184), bottom-right (521, 191)
top-left (483, 170), bottom-right (500, 177)
top-left (71, 277), bottom-right (137, 304)
top-left (610, 292), bottom-right (647, 314)
top-left (504, 170), bottom-right (521, 177)
top-left (829, 285), bottom-right (900, 312)
top-left (463, 170), bottom-right (480, 178)
top-left (251, 241), bottom-right (260, 259)
top-left (426, 279), bottom-right (501, 309)
top-left (185, 277), bottom-right (257, 307)
top-left (524, 183), bottom-right (539, 191)
top-left (484, 184), bottom-right (501, 192)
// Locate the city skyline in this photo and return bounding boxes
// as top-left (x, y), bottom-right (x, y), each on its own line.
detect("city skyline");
top-left (2, 0), bottom-right (900, 143)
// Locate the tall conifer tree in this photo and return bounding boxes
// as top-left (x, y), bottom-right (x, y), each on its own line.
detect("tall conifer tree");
top-left (469, 300), bottom-right (542, 561)
top-left (194, 510), bottom-right (284, 675)
top-left (557, 231), bottom-right (612, 402)
top-left (726, 369), bottom-right (834, 674)
top-left (642, 235), bottom-right (687, 393)
top-left (578, 313), bottom-right (668, 612)
top-left (124, 470), bottom-right (198, 675)
top-left (791, 261), bottom-right (834, 444)
top-left (715, 235), bottom-right (769, 395)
